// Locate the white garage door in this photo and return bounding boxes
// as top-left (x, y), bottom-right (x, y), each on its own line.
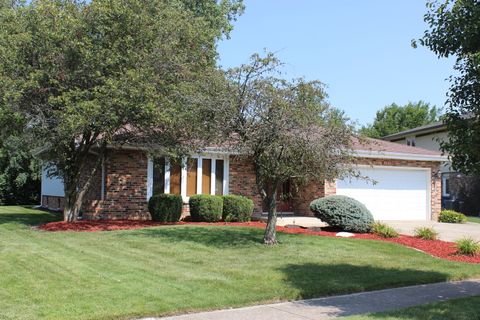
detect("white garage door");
top-left (336, 166), bottom-right (430, 221)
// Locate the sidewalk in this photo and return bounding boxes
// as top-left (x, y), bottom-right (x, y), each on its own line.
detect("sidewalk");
top-left (144, 279), bottom-right (480, 320)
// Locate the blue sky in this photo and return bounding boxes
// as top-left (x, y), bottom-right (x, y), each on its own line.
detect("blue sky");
top-left (217, 0), bottom-right (455, 127)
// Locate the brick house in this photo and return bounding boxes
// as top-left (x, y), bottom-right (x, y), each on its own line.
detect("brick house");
top-left (41, 138), bottom-right (446, 221)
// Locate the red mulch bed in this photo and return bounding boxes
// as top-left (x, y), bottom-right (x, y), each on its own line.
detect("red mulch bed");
top-left (38, 220), bottom-right (480, 264)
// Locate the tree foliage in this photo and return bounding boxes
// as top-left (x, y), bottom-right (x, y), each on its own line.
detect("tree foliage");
top-left (417, 0), bottom-right (480, 174)
top-left (0, 109), bottom-right (40, 205)
top-left (360, 101), bottom-right (442, 138)
top-left (226, 54), bottom-right (357, 244)
top-left (0, 0), bottom-right (242, 220)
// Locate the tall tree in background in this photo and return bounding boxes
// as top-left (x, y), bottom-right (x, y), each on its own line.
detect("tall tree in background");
top-left (0, 0), bottom-right (41, 205)
top-left (227, 54), bottom-right (357, 244)
top-left (0, 0), bottom-right (242, 221)
top-left (0, 109), bottom-right (41, 205)
top-left (417, 0), bottom-right (480, 174)
top-left (360, 101), bottom-right (442, 138)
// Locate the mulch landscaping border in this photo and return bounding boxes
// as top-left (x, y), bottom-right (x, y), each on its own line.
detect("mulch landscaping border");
top-left (38, 220), bottom-right (480, 264)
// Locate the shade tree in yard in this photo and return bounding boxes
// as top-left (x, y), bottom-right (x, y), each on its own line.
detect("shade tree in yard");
top-left (226, 53), bottom-right (358, 244)
top-left (0, 0), bottom-right (243, 221)
top-left (417, 0), bottom-right (480, 175)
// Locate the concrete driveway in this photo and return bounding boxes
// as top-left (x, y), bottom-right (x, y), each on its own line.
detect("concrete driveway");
top-left (384, 220), bottom-right (480, 242)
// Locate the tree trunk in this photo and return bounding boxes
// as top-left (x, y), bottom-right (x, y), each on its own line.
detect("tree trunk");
top-left (64, 185), bottom-right (80, 222)
top-left (63, 151), bottom-right (104, 222)
top-left (263, 188), bottom-right (278, 245)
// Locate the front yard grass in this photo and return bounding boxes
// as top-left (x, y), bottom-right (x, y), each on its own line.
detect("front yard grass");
top-left (467, 215), bottom-right (480, 224)
top-left (345, 295), bottom-right (480, 320)
top-left (1, 206), bottom-right (480, 320)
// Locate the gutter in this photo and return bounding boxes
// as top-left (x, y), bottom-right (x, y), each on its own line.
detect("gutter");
top-left (353, 150), bottom-right (448, 162)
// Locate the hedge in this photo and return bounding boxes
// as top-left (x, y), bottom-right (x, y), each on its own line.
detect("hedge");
top-left (148, 194), bottom-right (183, 222)
top-left (189, 195), bottom-right (223, 222)
top-left (438, 210), bottom-right (467, 223)
top-left (222, 195), bottom-right (254, 222)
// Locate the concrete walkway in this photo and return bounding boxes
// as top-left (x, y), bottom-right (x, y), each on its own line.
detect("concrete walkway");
top-left (384, 221), bottom-right (480, 242)
top-left (145, 279), bottom-right (480, 320)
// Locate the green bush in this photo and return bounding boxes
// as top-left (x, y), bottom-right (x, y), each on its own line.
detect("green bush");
top-left (414, 227), bottom-right (438, 240)
top-left (222, 195), bottom-right (254, 222)
top-left (309, 195), bottom-right (374, 233)
top-left (371, 222), bottom-right (399, 238)
top-left (189, 195), bottom-right (223, 222)
top-left (148, 194), bottom-right (183, 222)
top-left (456, 238), bottom-right (480, 256)
top-left (439, 210), bottom-right (467, 223)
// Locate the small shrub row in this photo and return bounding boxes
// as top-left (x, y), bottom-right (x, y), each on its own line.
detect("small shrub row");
top-left (222, 195), bottom-right (255, 222)
top-left (189, 194), bottom-right (254, 222)
top-left (371, 222), bottom-right (399, 238)
top-left (414, 227), bottom-right (438, 240)
top-left (310, 195), bottom-right (374, 233)
top-left (189, 195), bottom-right (223, 222)
top-left (148, 194), bottom-right (183, 222)
top-left (438, 210), bottom-right (467, 224)
top-left (148, 193), bottom-right (254, 223)
top-left (456, 238), bottom-right (480, 256)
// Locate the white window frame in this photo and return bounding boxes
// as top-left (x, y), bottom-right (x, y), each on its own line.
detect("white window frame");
top-left (147, 153), bottom-right (229, 201)
top-left (442, 174), bottom-right (451, 197)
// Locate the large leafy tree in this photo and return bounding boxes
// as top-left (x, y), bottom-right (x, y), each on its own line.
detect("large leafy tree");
top-left (0, 0), bottom-right (242, 221)
top-left (0, 109), bottom-right (41, 205)
top-left (227, 54), bottom-right (357, 244)
top-left (360, 101), bottom-right (442, 138)
top-left (417, 0), bottom-right (480, 174)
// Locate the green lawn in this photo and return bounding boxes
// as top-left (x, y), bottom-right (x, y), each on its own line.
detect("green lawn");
top-left (467, 215), bottom-right (480, 224)
top-left (345, 296), bottom-right (480, 320)
top-left (2, 206), bottom-right (480, 320)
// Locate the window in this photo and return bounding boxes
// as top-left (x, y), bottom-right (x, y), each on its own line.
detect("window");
top-left (170, 162), bottom-right (182, 195)
top-left (152, 157), bottom-right (165, 195)
top-left (202, 159), bottom-right (212, 194)
top-left (186, 158), bottom-right (198, 196)
top-left (215, 159), bottom-right (224, 195)
top-left (406, 137), bottom-right (416, 147)
top-left (148, 155), bottom-right (229, 200)
top-left (442, 174), bottom-right (451, 197)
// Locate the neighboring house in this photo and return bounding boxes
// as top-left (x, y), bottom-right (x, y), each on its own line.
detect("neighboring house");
top-left (382, 121), bottom-right (459, 210)
top-left (41, 138), bottom-right (446, 221)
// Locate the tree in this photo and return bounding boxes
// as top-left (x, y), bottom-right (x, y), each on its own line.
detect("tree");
top-left (416, 0), bottom-right (480, 175)
top-left (226, 54), bottom-right (357, 244)
top-left (360, 101), bottom-right (442, 138)
top-left (0, 109), bottom-right (41, 205)
top-left (0, 0), bottom-right (242, 221)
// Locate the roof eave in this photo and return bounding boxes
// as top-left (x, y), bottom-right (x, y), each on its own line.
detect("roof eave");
top-left (382, 123), bottom-right (447, 141)
top-left (353, 149), bottom-right (448, 162)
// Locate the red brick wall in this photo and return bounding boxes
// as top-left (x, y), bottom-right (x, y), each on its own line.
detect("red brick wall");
top-left (228, 156), bottom-right (263, 213)
top-left (83, 150), bottom-right (150, 220)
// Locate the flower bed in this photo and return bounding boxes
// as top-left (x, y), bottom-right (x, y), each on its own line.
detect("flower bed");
top-left (38, 220), bottom-right (480, 264)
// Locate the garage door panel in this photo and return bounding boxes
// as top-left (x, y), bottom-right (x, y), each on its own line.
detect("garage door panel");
top-left (336, 167), bottom-right (429, 221)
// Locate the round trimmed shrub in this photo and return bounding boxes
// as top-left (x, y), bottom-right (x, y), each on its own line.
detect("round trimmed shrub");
top-left (309, 195), bottom-right (374, 233)
top-left (438, 210), bottom-right (467, 223)
top-left (189, 195), bottom-right (223, 222)
top-left (222, 195), bottom-right (254, 222)
top-left (148, 194), bottom-right (183, 222)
